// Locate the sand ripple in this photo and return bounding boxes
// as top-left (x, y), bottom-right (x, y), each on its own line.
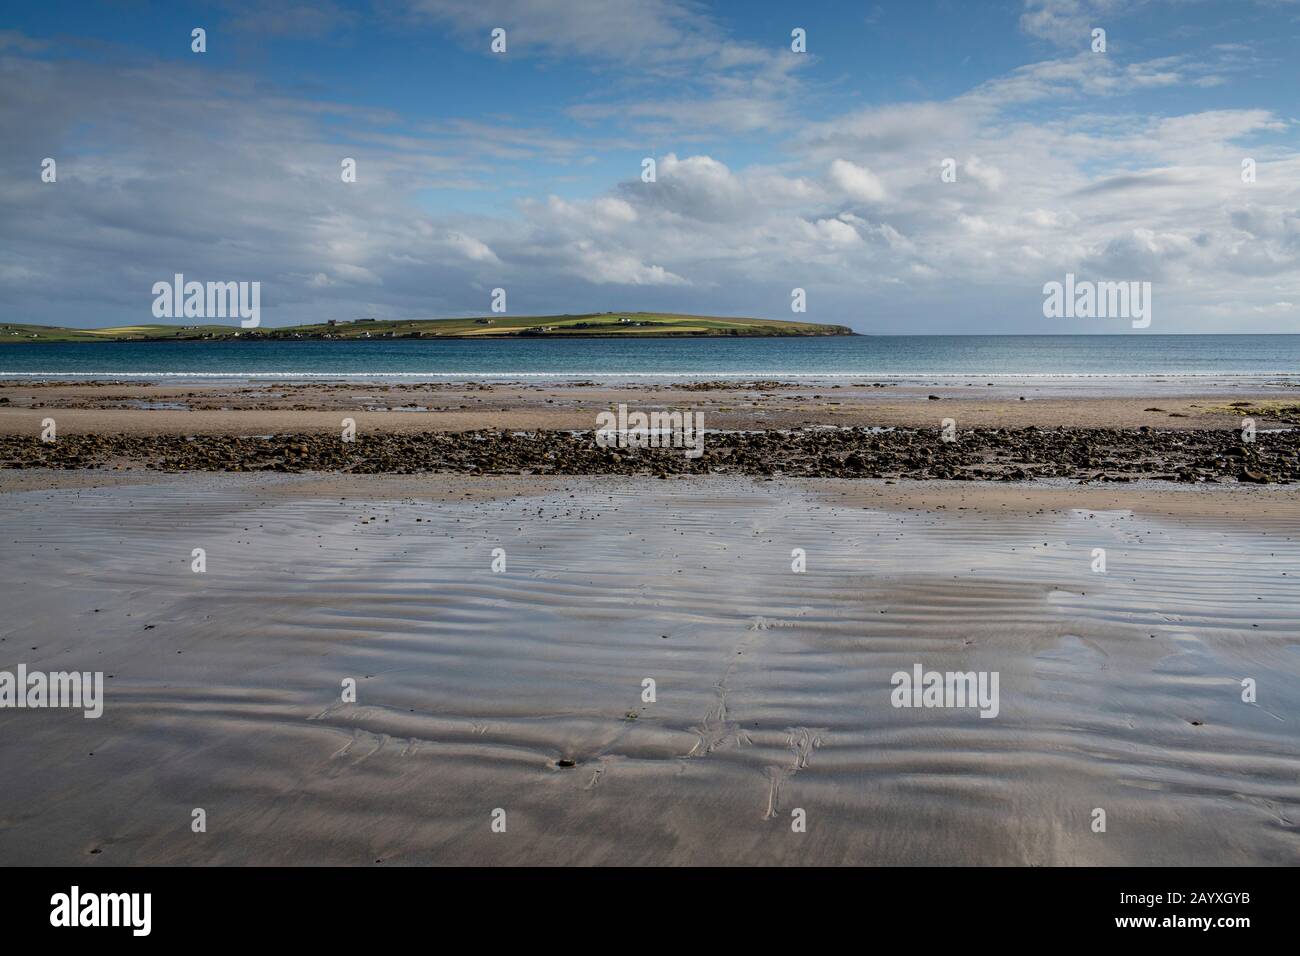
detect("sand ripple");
top-left (0, 476), bottom-right (1296, 864)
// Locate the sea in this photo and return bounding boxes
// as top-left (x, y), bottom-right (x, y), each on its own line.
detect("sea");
top-left (2, 335), bottom-right (1298, 393)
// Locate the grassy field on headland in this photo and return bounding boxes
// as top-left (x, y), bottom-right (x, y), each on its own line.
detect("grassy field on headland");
top-left (0, 313), bottom-right (854, 342)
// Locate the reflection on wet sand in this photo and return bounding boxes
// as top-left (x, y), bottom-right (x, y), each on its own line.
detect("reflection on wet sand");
top-left (0, 474), bottom-right (1296, 865)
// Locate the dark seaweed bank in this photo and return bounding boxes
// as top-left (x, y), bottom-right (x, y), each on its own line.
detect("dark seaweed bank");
top-left (3, 426), bottom-right (1296, 483)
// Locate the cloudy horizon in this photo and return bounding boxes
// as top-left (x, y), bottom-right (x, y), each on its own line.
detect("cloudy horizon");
top-left (2, 0), bottom-right (1299, 333)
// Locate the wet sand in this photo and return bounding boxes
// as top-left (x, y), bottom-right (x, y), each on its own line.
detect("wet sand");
top-left (5, 380), bottom-right (1297, 485)
top-left (1, 473), bottom-right (1296, 865)
top-left (3, 380), bottom-right (1298, 434)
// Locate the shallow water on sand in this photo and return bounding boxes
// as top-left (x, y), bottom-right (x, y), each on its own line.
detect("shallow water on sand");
top-left (0, 476), bottom-right (1297, 865)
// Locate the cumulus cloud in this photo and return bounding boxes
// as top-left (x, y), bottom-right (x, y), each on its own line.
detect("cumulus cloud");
top-left (828, 160), bottom-right (886, 203)
top-left (963, 156), bottom-right (1004, 192)
top-left (2, 4), bottom-right (1299, 333)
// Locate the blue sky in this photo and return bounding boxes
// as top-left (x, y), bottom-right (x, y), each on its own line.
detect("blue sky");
top-left (2, 0), bottom-right (1299, 332)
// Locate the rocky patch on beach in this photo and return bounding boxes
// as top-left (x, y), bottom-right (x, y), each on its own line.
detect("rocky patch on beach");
top-left (2, 427), bottom-right (1297, 483)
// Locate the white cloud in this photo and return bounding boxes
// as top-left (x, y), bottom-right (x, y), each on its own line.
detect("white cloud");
top-left (828, 159), bottom-right (886, 203)
top-left (4, 8), bottom-right (1300, 333)
top-left (803, 217), bottom-right (863, 245)
top-left (1019, 0), bottom-right (1134, 48)
top-left (964, 156), bottom-right (1004, 192)
top-left (406, 0), bottom-right (786, 72)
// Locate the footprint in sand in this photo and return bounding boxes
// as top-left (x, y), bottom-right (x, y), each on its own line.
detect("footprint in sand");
top-left (762, 727), bottom-right (827, 820)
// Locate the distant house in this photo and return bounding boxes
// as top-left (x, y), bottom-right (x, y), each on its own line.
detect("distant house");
top-left (474, 318), bottom-right (492, 325)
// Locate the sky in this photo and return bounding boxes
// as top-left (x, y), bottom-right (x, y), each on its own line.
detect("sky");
top-left (2, 0), bottom-right (1299, 333)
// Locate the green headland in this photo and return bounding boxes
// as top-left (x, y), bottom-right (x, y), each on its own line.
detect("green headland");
top-left (0, 313), bottom-right (855, 342)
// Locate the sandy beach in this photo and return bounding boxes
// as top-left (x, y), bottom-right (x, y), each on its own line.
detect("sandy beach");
top-left (1, 380), bottom-right (1297, 866)
top-left (1, 470), bottom-right (1297, 865)
top-left (2, 380), bottom-right (1298, 484)
top-left (3, 379), bottom-right (1298, 434)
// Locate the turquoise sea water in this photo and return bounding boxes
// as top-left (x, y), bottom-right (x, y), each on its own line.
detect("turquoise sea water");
top-left (1, 335), bottom-right (1298, 385)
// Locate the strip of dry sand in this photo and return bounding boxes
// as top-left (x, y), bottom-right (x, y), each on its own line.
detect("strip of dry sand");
top-left (3, 380), bottom-right (1297, 434)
